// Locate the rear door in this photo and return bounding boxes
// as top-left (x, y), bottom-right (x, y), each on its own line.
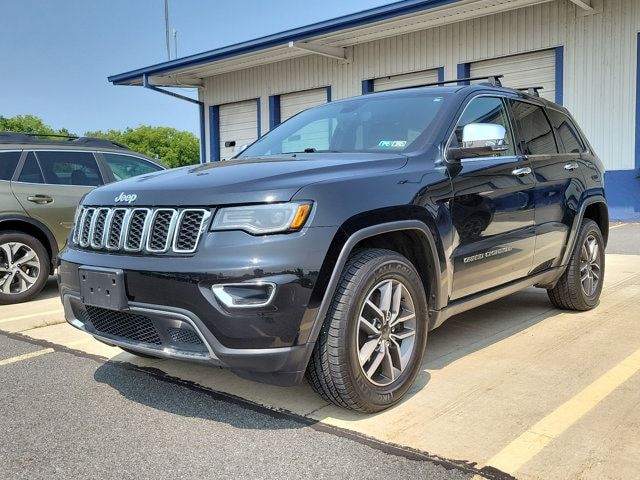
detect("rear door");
top-left (449, 95), bottom-right (536, 300)
top-left (11, 150), bottom-right (104, 250)
top-left (508, 101), bottom-right (585, 271)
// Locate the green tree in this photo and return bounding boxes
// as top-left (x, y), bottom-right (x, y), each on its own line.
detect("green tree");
top-left (85, 126), bottom-right (200, 168)
top-left (0, 114), bottom-right (74, 137)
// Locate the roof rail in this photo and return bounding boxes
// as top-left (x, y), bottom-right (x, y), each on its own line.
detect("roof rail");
top-left (517, 86), bottom-right (543, 97)
top-left (383, 74), bottom-right (504, 92)
top-left (0, 132), bottom-right (128, 149)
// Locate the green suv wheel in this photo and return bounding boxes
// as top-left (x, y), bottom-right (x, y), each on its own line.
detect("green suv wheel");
top-left (0, 231), bottom-right (50, 305)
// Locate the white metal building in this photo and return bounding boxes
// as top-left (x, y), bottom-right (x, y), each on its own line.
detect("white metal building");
top-left (109, 0), bottom-right (640, 220)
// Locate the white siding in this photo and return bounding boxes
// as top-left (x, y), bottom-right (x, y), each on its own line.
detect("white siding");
top-left (470, 49), bottom-right (556, 101)
top-left (280, 88), bottom-right (329, 121)
top-left (373, 69), bottom-right (439, 91)
top-left (202, 0), bottom-right (640, 171)
top-left (219, 100), bottom-right (258, 160)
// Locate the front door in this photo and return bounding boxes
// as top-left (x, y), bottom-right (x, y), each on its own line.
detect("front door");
top-left (448, 96), bottom-right (536, 300)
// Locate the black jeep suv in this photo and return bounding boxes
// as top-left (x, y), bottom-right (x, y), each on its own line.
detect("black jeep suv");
top-left (58, 82), bottom-right (607, 412)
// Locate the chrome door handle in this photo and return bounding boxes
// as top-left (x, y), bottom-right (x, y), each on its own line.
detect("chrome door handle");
top-left (27, 195), bottom-right (53, 204)
top-left (564, 162), bottom-right (579, 171)
top-left (512, 167), bottom-right (532, 177)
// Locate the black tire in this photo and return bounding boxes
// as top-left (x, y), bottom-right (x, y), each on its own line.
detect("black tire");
top-left (306, 248), bottom-right (428, 413)
top-left (119, 347), bottom-right (160, 359)
top-left (547, 219), bottom-right (605, 311)
top-left (0, 231), bottom-right (50, 305)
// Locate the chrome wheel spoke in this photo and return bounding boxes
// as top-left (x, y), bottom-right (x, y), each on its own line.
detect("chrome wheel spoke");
top-left (378, 280), bottom-right (393, 313)
top-left (17, 269), bottom-right (38, 285)
top-left (365, 346), bottom-right (386, 378)
top-left (390, 282), bottom-right (403, 322)
top-left (391, 328), bottom-right (415, 341)
top-left (388, 337), bottom-right (403, 369)
top-left (0, 243), bottom-right (13, 265)
top-left (359, 338), bottom-right (380, 366)
top-left (1, 272), bottom-right (16, 294)
top-left (365, 299), bottom-right (384, 320)
top-left (14, 249), bottom-right (36, 265)
top-left (359, 316), bottom-right (380, 336)
top-left (390, 312), bottom-right (415, 328)
top-left (381, 345), bottom-right (396, 382)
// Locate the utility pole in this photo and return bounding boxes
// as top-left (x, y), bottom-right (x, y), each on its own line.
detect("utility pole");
top-left (173, 29), bottom-right (178, 59)
top-left (164, 0), bottom-right (171, 60)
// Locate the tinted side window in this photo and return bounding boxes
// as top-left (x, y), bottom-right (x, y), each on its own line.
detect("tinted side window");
top-left (102, 153), bottom-right (163, 181)
top-left (547, 109), bottom-right (586, 153)
top-left (36, 151), bottom-right (103, 186)
top-left (17, 152), bottom-right (44, 184)
top-left (0, 151), bottom-right (21, 181)
top-left (509, 101), bottom-right (557, 155)
top-left (452, 97), bottom-right (515, 156)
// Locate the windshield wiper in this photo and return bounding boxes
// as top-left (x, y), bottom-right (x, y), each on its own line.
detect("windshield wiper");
top-left (285, 148), bottom-right (342, 154)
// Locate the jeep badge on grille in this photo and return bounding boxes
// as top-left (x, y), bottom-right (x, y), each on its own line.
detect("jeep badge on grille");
top-left (114, 192), bottom-right (137, 204)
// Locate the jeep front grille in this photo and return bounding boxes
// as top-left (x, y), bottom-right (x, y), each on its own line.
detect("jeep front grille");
top-left (73, 206), bottom-right (210, 255)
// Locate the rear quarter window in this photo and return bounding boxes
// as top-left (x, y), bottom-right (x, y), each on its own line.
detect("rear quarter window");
top-left (547, 109), bottom-right (587, 153)
top-left (0, 151), bottom-right (21, 181)
top-left (509, 100), bottom-right (558, 155)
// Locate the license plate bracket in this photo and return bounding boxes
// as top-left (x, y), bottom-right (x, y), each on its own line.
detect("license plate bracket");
top-left (79, 266), bottom-right (128, 311)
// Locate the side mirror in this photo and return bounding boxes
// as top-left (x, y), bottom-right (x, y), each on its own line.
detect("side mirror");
top-left (448, 123), bottom-right (509, 161)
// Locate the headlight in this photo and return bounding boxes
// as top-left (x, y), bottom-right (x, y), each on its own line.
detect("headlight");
top-left (211, 202), bottom-right (312, 234)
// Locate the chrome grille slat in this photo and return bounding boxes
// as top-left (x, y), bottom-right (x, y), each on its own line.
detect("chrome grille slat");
top-left (72, 207), bottom-right (210, 254)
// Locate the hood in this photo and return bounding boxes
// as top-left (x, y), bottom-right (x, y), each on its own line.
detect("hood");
top-left (83, 153), bottom-right (407, 207)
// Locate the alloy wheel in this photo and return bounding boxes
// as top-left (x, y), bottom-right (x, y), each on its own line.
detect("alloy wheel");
top-left (0, 242), bottom-right (41, 295)
top-left (357, 278), bottom-right (416, 386)
top-left (580, 234), bottom-right (601, 297)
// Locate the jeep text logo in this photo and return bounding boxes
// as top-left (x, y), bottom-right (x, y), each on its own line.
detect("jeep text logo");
top-left (114, 192), bottom-right (137, 204)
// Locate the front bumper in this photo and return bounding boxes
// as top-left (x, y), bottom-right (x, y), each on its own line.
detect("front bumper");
top-left (58, 227), bottom-right (337, 386)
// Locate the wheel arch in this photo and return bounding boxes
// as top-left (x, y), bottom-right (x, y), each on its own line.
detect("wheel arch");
top-left (559, 195), bottom-right (608, 269)
top-left (303, 211), bottom-right (446, 349)
top-left (0, 215), bottom-right (58, 273)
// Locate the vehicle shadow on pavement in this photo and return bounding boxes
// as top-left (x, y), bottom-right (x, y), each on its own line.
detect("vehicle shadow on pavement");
top-left (381, 286), bottom-right (578, 409)
top-left (92, 361), bottom-right (309, 430)
top-left (92, 286), bottom-right (575, 422)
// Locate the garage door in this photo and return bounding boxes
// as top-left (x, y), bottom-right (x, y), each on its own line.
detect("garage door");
top-left (470, 49), bottom-right (556, 101)
top-left (280, 88), bottom-right (329, 122)
top-left (373, 69), bottom-right (439, 92)
top-left (219, 99), bottom-right (259, 160)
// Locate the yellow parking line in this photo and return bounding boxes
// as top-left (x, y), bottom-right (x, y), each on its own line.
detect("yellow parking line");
top-left (485, 347), bottom-right (640, 474)
top-left (609, 223), bottom-right (627, 230)
top-left (0, 348), bottom-right (54, 366)
top-left (0, 309), bottom-right (64, 324)
top-left (62, 338), bottom-right (92, 348)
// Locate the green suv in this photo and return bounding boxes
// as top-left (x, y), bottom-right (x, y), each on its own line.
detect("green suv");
top-left (0, 132), bottom-right (165, 304)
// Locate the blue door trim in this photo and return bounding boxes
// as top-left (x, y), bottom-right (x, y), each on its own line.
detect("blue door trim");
top-left (437, 66), bottom-right (445, 84)
top-left (269, 95), bottom-right (281, 129)
top-left (326, 86), bottom-right (332, 102)
top-left (208, 105), bottom-right (220, 162)
top-left (457, 63), bottom-right (470, 85)
top-left (555, 46), bottom-right (564, 105)
top-left (361, 79), bottom-right (374, 94)
top-left (198, 103), bottom-right (206, 163)
top-left (636, 33), bottom-right (640, 171)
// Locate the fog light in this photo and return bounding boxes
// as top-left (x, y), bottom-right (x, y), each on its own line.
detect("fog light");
top-left (211, 282), bottom-right (276, 308)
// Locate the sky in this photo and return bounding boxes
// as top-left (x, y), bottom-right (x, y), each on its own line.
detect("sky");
top-left (0, 0), bottom-right (392, 136)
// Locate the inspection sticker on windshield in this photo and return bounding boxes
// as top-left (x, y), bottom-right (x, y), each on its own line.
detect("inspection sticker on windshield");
top-left (378, 140), bottom-right (407, 148)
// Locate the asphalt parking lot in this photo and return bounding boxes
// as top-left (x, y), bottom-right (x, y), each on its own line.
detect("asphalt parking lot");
top-left (1, 222), bottom-right (639, 480)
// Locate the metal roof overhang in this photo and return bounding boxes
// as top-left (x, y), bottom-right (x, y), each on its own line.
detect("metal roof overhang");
top-left (109, 0), bottom-right (552, 87)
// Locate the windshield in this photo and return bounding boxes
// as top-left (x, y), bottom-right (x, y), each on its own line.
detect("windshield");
top-left (239, 92), bottom-right (449, 157)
